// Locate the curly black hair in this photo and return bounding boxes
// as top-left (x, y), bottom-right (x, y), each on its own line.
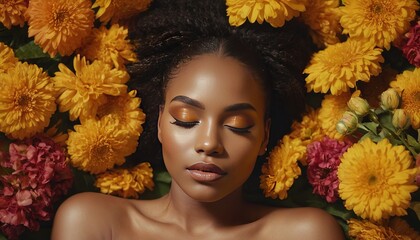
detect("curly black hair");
top-left (126, 0), bottom-right (314, 167)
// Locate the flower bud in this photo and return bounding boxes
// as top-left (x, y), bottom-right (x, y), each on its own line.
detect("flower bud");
top-left (392, 109), bottom-right (411, 129)
top-left (347, 96), bottom-right (370, 117)
top-left (380, 88), bottom-right (400, 110)
top-left (336, 111), bottom-right (359, 135)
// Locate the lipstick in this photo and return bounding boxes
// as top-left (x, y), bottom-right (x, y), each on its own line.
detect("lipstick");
top-left (186, 163), bottom-right (227, 182)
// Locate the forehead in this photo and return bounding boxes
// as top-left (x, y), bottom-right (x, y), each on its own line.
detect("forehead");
top-left (165, 54), bottom-right (266, 111)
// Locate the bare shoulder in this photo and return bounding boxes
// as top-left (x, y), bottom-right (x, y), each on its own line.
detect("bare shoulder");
top-left (51, 192), bottom-right (131, 240)
top-left (260, 207), bottom-right (345, 240)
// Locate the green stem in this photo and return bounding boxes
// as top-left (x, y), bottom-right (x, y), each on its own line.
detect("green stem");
top-left (368, 111), bottom-right (418, 156)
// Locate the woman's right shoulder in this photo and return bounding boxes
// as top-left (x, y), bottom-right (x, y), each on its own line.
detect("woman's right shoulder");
top-left (51, 192), bottom-right (132, 240)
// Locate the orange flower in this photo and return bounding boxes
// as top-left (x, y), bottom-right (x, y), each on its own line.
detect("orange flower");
top-left (0, 0), bottom-right (28, 29)
top-left (79, 24), bottom-right (137, 69)
top-left (92, 0), bottom-right (152, 24)
top-left (26, 0), bottom-right (94, 57)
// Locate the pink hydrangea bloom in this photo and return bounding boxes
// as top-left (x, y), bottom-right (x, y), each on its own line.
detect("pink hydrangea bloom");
top-left (0, 136), bottom-right (73, 240)
top-left (306, 137), bottom-right (352, 203)
top-left (401, 21), bottom-right (420, 67)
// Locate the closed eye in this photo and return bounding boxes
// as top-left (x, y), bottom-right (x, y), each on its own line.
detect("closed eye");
top-left (170, 118), bottom-right (199, 129)
top-left (225, 125), bottom-right (253, 134)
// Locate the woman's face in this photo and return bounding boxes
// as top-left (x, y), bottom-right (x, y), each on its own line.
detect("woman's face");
top-left (158, 54), bottom-right (270, 202)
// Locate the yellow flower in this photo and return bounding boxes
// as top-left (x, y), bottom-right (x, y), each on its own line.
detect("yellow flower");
top-left (389, 218), bottom-right (420, 240)
top-left (53, 55), bottom-right (129, 122)
top-left (340, 0), bottom-right (419, 50)
top-left (95, 162), bottom-right (154, 198)
top-left (44, 120), bottom-right (68, 147)
top-left (67, 116), bottom-right (138, 174)
top-left (300, 0), bottom-right (341, 47)
top-left (0, 62), bottom-right (57, 140)
top-left (304, 40), bottom-right (384, 95)
top-left (289, 108), bottom-right (324, 165)
top-left (26, 0), bottom-right (94, 57)
top-left (260, 135), bottom-right (305, 199)
top-left (348, 218), bottom-right (410, 240)
top-left (78, 24), bottom-right (137, 69)
top-left (318, 92), bottom-right (351, 140)
top-left (390, 68), bottom-right (420, 129)
top-left (0, 0), bottom-right (27, 29)
top-left (226, 0), bottom-right (306, 28)
top-left (97, 90), bottom-right (146, 137)
top-left (0, 42), bottom-right (18, 74)
top-left (338, 138), bottom-right (418, 221)
top-left (290, 108), bottom-right (324, 145)
top-left (92, 0), bottom-right (152, 24)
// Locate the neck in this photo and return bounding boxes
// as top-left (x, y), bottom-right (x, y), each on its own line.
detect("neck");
top-left (160, 181), bottom-right (250, 233)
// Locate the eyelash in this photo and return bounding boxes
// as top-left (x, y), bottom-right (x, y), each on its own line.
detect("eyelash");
top-left (170, 118), bottom-right (252, 133)
top-left (170, 119), bottom-right (199, 129)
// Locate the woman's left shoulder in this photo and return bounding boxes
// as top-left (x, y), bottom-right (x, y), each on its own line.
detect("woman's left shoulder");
top-left (260, 207), bottom-right (345, 240)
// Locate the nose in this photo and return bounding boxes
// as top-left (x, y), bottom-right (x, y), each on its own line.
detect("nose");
top-left (194, 121), bottom-right (224, 155)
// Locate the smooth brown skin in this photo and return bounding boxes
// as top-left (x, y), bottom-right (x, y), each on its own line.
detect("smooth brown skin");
top-left (52, 54), bottom-right (345, 240)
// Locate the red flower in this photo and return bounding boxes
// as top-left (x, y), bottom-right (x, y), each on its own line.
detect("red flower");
top-left (401, 21), bottom-right (420, 67)
top-left (306, 137), bottom-right (352, 203)
top-left (0, 136), bottom-right (73, 239)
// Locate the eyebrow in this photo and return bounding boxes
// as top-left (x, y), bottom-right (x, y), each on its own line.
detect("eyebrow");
top-left (170, 95), bottom-right (205, 109)
top-left (170, 95), bottom-right (256, 112)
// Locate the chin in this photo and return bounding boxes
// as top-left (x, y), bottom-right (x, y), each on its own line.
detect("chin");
top-left (183, 183), bottom-right (234, 202)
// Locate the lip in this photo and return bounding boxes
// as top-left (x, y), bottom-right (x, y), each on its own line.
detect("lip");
top-left (186, 163), bottom-right (227, 182)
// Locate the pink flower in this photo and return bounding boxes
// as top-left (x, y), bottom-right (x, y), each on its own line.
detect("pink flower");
top-left (0, 135), bottom-right (73, 239)
top-left (401, 21), bottom-right (420, 67)
top-left (306, 137), bottom-right (352, 203)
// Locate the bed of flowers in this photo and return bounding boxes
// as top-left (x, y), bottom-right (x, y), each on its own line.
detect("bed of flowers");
top-left (0, 0), bottom-right (419, 239)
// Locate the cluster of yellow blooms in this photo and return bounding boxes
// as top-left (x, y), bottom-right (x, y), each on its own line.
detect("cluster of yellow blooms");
top-left (228, 0), bottom-right (420, 238)
top-left (1, 0), bottom-right (420, 238)
top-left (0, 0), bottom-right (153, 199)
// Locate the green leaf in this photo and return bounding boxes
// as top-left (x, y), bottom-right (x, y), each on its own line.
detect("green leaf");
top-left (154, 170), bottom-right (172, 184)
top-left (325, 203), bottom-right (356, 221)
top-left (140, 170), bottom-right (171, 200)
top-left (407, 135), bottom-right (420, 152)
top-left (15, 41), bottom-right (50, 60)
top-left (361, 122), bottom-right (379, 135)
top-left (0, 233), bottom-right (7, 240)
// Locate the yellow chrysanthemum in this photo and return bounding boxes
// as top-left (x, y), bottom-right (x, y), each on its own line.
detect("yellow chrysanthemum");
top-left (338, 138), bottom-right (418, 221)
top-left (390, 68), bottom-right (420, 129)
top-left (79, 24), bottom-right (137, 69)
top-left (0, 62), bottom-right (57, 140)
top-left (226, 0), bottom-right (306, 28)
top-left (26, 0), bottom-right (94, 57)
top-left (0, 0), bottom-right (27, 29)
top-left (53, 55), bottom-right (129, 122)
top-left (97, 90), bottom-right (146, 137)
top-left (340, 0), bottom-right (419, 50)
top-left (348, 218), bottom-right (411, 240)
top-left (0, 42), bottom-right (18, 74)
top-left (92, 0), bottom-right (152, 24)
top-left (44, 120), bottom-right (68, 147)
top-left (318, 92), bottom-right (351, 140)
top-left (260, 135), bottom-right (305, 199)
top-left (300, 0), bottom-right (341, 48)
top-left (389, 218), bottom-right (420, 240)
top-left (67, 116), bottom-right (138, 174)
top-left (289, 108), bottom-right (324, 165)
top-left (304, 40), bottom-right (384, 95)
top-left (95, 162), bottom-right (154, 198)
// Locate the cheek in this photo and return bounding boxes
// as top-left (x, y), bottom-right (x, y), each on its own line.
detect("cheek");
top-left (160, 123), bottom-right (195, 168)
